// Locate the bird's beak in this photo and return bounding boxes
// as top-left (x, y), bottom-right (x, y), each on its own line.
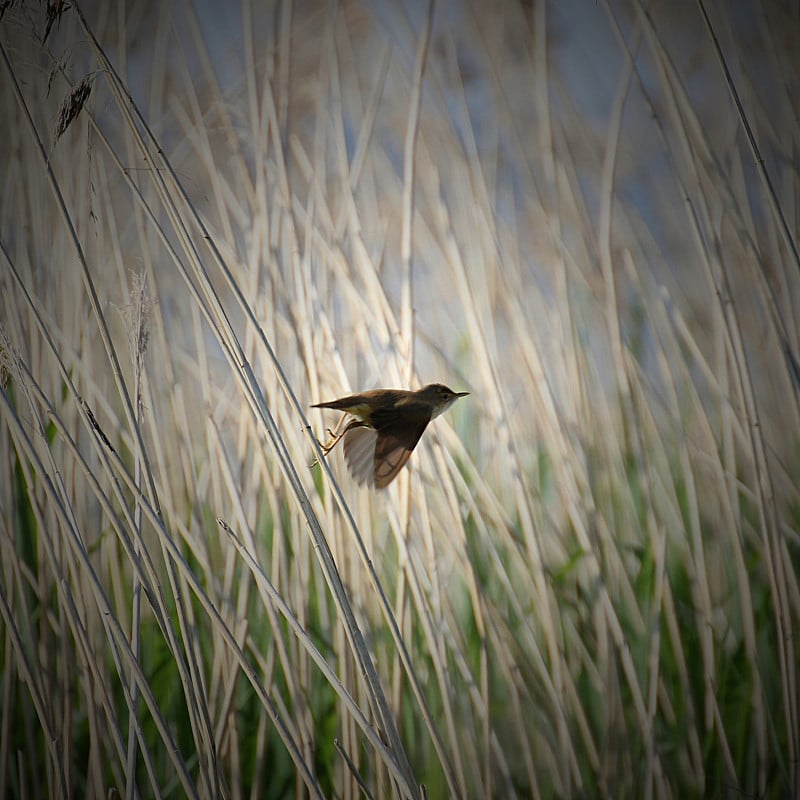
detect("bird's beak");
top-left (455, 391), bottom-right (469, 398)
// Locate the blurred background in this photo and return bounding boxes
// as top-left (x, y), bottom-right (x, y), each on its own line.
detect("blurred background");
top-left (1, 1), bottom-right (799, 797)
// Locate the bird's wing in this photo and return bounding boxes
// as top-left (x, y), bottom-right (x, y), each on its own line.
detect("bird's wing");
top-left (373, 420), bottom-right (429, 488)
top-left (343, 419), bottom-right (429, 488)
top-left (373, 435), bottom-right (415, 488)
top-left (342, 426), bottom-right (379, 486)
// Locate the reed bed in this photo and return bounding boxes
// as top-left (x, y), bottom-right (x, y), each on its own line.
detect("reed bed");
top-left (1, 1), bottom-right (798, 797)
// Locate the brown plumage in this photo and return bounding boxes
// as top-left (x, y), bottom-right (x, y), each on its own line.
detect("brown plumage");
top-left (312, 384), bottom-right (468, 488)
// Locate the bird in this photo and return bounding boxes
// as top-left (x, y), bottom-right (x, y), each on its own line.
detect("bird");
top-left (311, 383), bottom-right (468, 488)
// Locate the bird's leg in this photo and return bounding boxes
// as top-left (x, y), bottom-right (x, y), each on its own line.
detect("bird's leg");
top-left (320, 426), bottom-right (345, 455)
top-left (311, 417), bottom-right (366, 467)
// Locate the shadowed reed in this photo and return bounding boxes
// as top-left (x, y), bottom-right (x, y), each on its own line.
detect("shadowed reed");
top-left (312, 383), bottom-right (468, 488)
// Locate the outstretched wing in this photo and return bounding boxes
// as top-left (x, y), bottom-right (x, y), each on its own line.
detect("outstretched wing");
top-left (342, 426), bottom-right (379, 486)
top-left (373, 432), bottom-right (416, 488)
top-left (343, 418), bottom-right (429, 488)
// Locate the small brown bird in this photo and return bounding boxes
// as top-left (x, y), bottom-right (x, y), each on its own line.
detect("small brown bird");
top-left (312, 383), bottom-right (468, 488)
